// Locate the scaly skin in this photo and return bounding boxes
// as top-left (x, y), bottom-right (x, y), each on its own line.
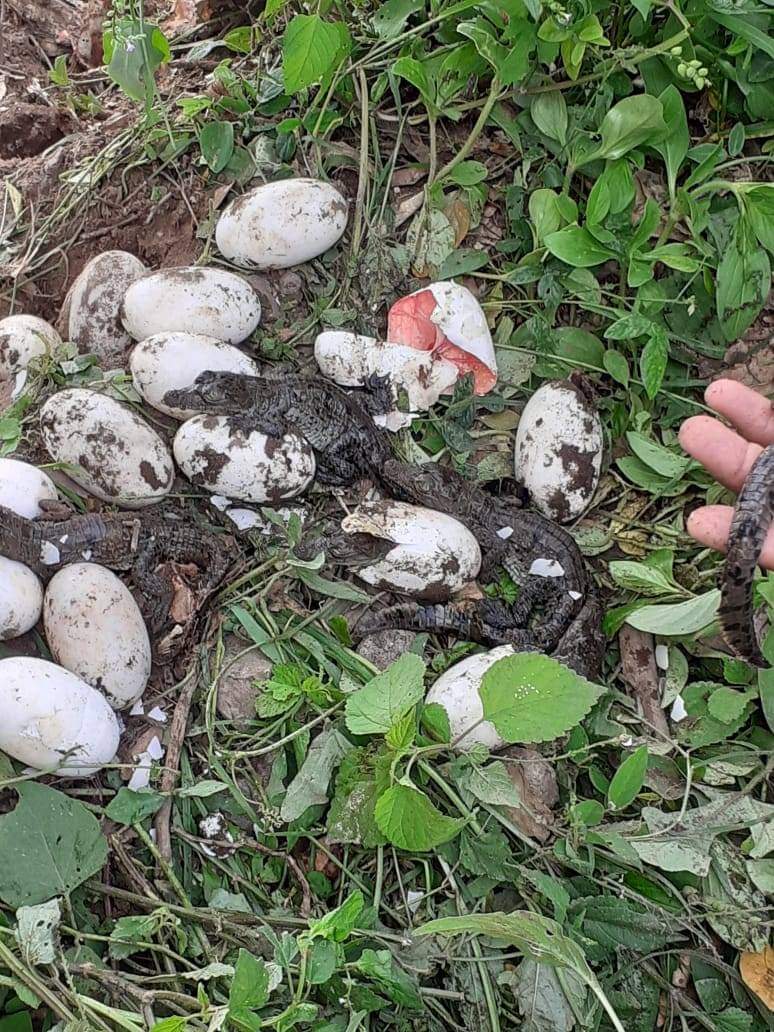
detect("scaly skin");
top-left (0, 504), bottom-right (234, 659)
top-left (164, 370), bottom-right (394, 485)
top-left (719, 444), bottom-right (774, 668)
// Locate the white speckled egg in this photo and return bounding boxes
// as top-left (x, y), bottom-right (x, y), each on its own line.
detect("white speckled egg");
top-left (0, 457), bottom-right (58, 517)
top-left (0, 557), bottom-right (43, 640)
top-left (341, 500), bottom-right (481, 600)
top-left (40, 388), bottom-right (174, 507)
top-left (426, 646), bottom-right (516, 751)
top-left (130, 332), bottom-right (260, 418)
top-left (514, 380), bottom-right (602, 523)
top-left (216, 178), bottom-right (348, 269)
top-left (0, 657), bottom-right (120, 777)
top-left (121, 266), bottom-right (261, 344)
top-left (60, 250), bottom-right (148, 369)
top-left (173, 415), bottom-right (315, 503)
top-left (0, 314), bottom-right (61, 379)
top-left (44, 564), bottom-right (151, 709)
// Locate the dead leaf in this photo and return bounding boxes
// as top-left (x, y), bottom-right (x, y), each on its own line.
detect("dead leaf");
top-left (619, 625), bottom-right (670, 740)
top-left (164, 0), bottom-right (214, 33)
top-left (445, 196), bottom-right (471, 247)
top-left (740, 945), bottom-right (774, 1010)
top-left (499, 746), bottom-right (558, 843)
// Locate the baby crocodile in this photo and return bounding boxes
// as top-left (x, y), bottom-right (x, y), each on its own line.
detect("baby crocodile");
top-left (719, 443), bottom-right (774, 668)
top-left (164, 370), bottom-right (394, 486)
top-left (0, 504), bottom-right (234, 658)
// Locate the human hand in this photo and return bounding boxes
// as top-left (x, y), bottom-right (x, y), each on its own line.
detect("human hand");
top-left (679, 379), bottom-right (774, 570)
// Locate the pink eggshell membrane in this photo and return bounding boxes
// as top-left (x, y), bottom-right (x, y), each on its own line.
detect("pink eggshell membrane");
top-left (387, 287), bottom-right (497, 395)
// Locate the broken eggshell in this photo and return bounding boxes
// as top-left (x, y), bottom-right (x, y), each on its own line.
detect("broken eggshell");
top-left (341, 500), bottom-right (481, 600)
top-left (173, 415), bottom-right (316, 503)
top-left (59, 250), bottom-right (148, 369)
top-left (40, 388), bottom-right (174, 507)
top-left (387, 281), bottom-right (497, 395)
top-left (0, 314), bottom-right (61, 381)
top-left (121, 266), bottom-right (261, 344)
top-left (314, 331), bottom-right (458, 430)
top-left (216, 178), bottom-right (348, 269)
top-left (514, 379), bottom-right (602, 523)
top-left (0, 457), bottom-right (58, 517)
top-left (425, 645), bottom-right (515, 751)
top-left (44, 563), bottom-right (151, 709)
top-left (0, 557), bottom-right (43, 640)
top-left (130, 332), bottom-right (260, 418)
top-left (0, 657), bottom-right (120, 777)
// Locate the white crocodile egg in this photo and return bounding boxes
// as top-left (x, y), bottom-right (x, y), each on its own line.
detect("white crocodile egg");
top-left (0, 557), bottom-right (43, 640)
top-left (0, 314), bottom-right (61, 379)
top-left (426, 646), bottom-right (517, 751)
top-left (0, 457), bottom-right (58, 517)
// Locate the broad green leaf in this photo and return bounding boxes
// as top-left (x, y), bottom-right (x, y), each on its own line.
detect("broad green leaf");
top-left (392, 56), bottom-right (434, 107)
top-left (586, 94), bottom-right (666, 162)
top-left (371, 0), bottom-right (423, 39)
top-left (625, 431), bottom-right (690, 478)
top-left (177, 780), bottom-right (229, 798)
top-left (306, 939), bottom-right (338, 985)
top-left (553, 326), bottom-right (604, 367)
top-left (104, 20), bottom-right (170, 105)
top-left (625, 589), bottom-right (720, 636)
top-left (458, 18), bottom-right (535, 85)
top-left (544, 226), bottom-right (616, 267)
top-left (436, 248), bottom-right (490, 279)
top-left (586, 176), bottom-right (610, 225)
top-left (608, 560), bottom-right (678, 597)
top-left (708, 11), bottom-right (774, 60)
top-left (420, 702), bottom-right (451, 743)
top-left (281, 728), bottom-right (353, 822)
top-left (745, 186), bottom-right (774, 253)
top-left (716, 220), bottom-right (771, 341)
top-left (199, 121), bottom-right (234, 172)
top-left (0, 782), bottom-right (108, 907)
top-left (105, 788), bottom-right (165, 825)
top-left (707, 686), bottom-right (756, 724)
top-left (608, 746), bottom-right (648, 810)
top-left (374, 784), bottom-right (462, 850)
top-left (464, 761), bottom-right (521, 806)
top-left (282, 14), bottom-right (349, 94)
top-left (478, 653), bottom-right (603, 744)
top-left (446, 160), bottom-right (488, 185)
top-left (639, 329), bottom-right (668, 399)
top-left (303, 890), bottom-right (364, 943)
top-left (530, 91), bottom-right (568, 145)
top-left (529, 188), bottom-right (562, 244)
top-left (354, 949), bottom-right (424, 1010)
top-left (653, 86), bottom-right (688, 200)
top-left (229, 949), bottom-right (269, 1019)
top-left (603, 349), bottom-right (629, 386)
top-left (345, 654), bottom-right (426, 735)
top-left (573, 895), bottom-right (682, 951)
top-left (677, 681), bottom-right (755, 748)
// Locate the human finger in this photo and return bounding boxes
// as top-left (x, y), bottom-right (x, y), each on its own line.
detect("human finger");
top-left (705, 379), bottom-right (774, 447)
top-left (687, 505), bottom-right (774, 570)
top-left (678, 415), bottom-right (764, 493)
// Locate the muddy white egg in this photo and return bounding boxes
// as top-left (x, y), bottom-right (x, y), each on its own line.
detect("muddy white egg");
top-left (0, 457), bottom-right (58, 517)
top-left (40, 388), bottom-right (174, 507)
top-left (0, 557), bottom-right (43, 640)
top-left (174, 415), bottom-right (315, 503)
top-left (387, 281), bottom-right (497, 395)
top-left (0, 657), bottom-right (120, 777)
top-left (216, 178), bottom-right (348, 269)
top-left (426, 645), bottom-right (516, 751)
top-left (44, 564), bottom-right (151, 709)
top-left (342, 500), bottom-right (481, 600)
top-left (0, 314), bottom-right (61, 379)
top-left (514, 380), bottom-right (602, 523)
top-left (121, 266), bottom-right (261, 344)
top-left (59, 250), bottom-right (148, 369)
top-left (130, 332), bottom-right (260, 418)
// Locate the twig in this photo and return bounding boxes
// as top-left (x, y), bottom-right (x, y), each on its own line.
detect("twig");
top-left (154, 668), bottom-right (197, 862)
top-left (618, 625), bottom-right (671, 740)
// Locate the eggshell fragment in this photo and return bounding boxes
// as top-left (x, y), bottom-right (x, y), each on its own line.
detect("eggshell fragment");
top-left (342, 500), bottom-right (481, 600)
top-left (216, 178), bottom-right (348, 269)
top-left (514, 379), bottom-right (602, 523)
top-left (0, 457), bottom-right (58, 517)
top-left (121, 266), bottom-right (261, 344)
top-left (174, 415), bottom-right (315, 503)
top-left (387, 281), bottom-right (497, 395)
top-left (0, 657), bottom-right (120, 777)
top-left (44, 564), bottom-right (151, 709)
top-left (426, 646), bottom-right (516, 751)
top-left (40, 388), bottom-right (174, 507)
top-left (130, 333), bottom-right (260, 418)
top-left (59, 250), bottom-right (148, 369)
top-left (0, 314), bottom-right (61, 379)
top-left (0, 557), bottom-right (43, 640)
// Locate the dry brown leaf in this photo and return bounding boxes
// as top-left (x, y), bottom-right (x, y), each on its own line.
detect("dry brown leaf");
top-left (740, 945), bottom-right (774, 1010)
top-left (445, 196), bottom-right (471, 247)
top-left (499, 746), bottom-right (558, 843)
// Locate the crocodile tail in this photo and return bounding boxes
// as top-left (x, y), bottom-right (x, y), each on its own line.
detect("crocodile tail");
top-left (354, 602), bottom-right (480, 641)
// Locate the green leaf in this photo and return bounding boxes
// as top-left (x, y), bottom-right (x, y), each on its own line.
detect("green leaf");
top-left (392, 56), bottom-right (434, 108)
top-left (677, 681), bottom-right (755, 748)
top-left (603, 349), bottom-right (629, 386)
top-left (281, 728), bottom-right (353, 822)
top-left (626, 431), bottom-right (690, 478)
top-left (745, 186), bottom-right (774, 253)
top-left (707, 685), bottom-right (755, 723)
top-left (177, 780), bottom-right (228, 798)
top-left (354, 949), bottom-right (424, 1010)
top-left (458, 18), bottom-right (535, 86)
top-left (304, 890), bottom-right (364, 944)
top-left (574, 895), bottom-right (682, 951)
top-left (420, 702), bottom-right (451, 744)
top-left (586, 94), bottom-right (666, 162)
top-left (586, 176), bottom-right (610, 225)
top-left (199, 121), bottom-right (234, 172)
top-left (372, 0), bottom-right (424, 40)
top-left (0, 782), bottom-right (108, 907)
top-left (608, 560), bottom-right (678, 597)
top-left (105, 788), bottom-right (165, 825)
top-left (345, 654), bottom-right (426, 735)
top-left (608, 746), bottom-right (648, 810)
top-left (652, 86), bottom-right (688, 200)
top-left (544, 226), bottom-right (616, 267)
top-left (436, 248), bottom-right (490, 279)
top-left (625, 589), bottom-right (720, 636)
top-left (716, 220), bottom-right (771, 341)
top-left (306, 939), bottom-right (338, 985)
top-left (109, 913), bottom-right (165, 960)
top-left (229, 949), bottom-right (269, 1020)
top-left (478, 653), bottom-right (603, 744)
top-left (446, 160), bottom-right (488, 186)
top-left (464, 761), bottom-right (521, 807)
top-left (529, 188), bottom-right (563, 245)
top-left (294, 567), bottom-right (371, 603)
top-left (708, 11), bottom-right (774, 61)
top-left (282, 14), bottom-right (350, 95)
top-left (374, 784), bottom-right (463, 850)
top-left (104, 20), bottom-right (170, 105)
top-left (605, 312), bottom-right (654, 340)
top-left (530, 91), bottom-right (568, 145)
top-left (639, 329), bottom-right (668, 399)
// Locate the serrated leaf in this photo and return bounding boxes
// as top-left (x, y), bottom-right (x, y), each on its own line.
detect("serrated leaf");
top-left (678, 681), bottom-right (754, 748)
top-left (345, 654), bottom-right (426, 735)
top-left (707, 686), bottom-right (755, 724)
top-left (282, 14), bottom-right (349, 94)
top-left (608, 746), bottom-right (648, 810)
top-left (374, 784), bottom-right (462, 851)
top-left (625, 590), bottom-right (720, 636)
top-left (0, 783), bottom-right (108, 907)
top-left (478, 653), bottom-right (603, 744)
top-left (229, 949), bottom-right (269, 1014)
top-left (354, 949), bottom-right (423, 1010)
